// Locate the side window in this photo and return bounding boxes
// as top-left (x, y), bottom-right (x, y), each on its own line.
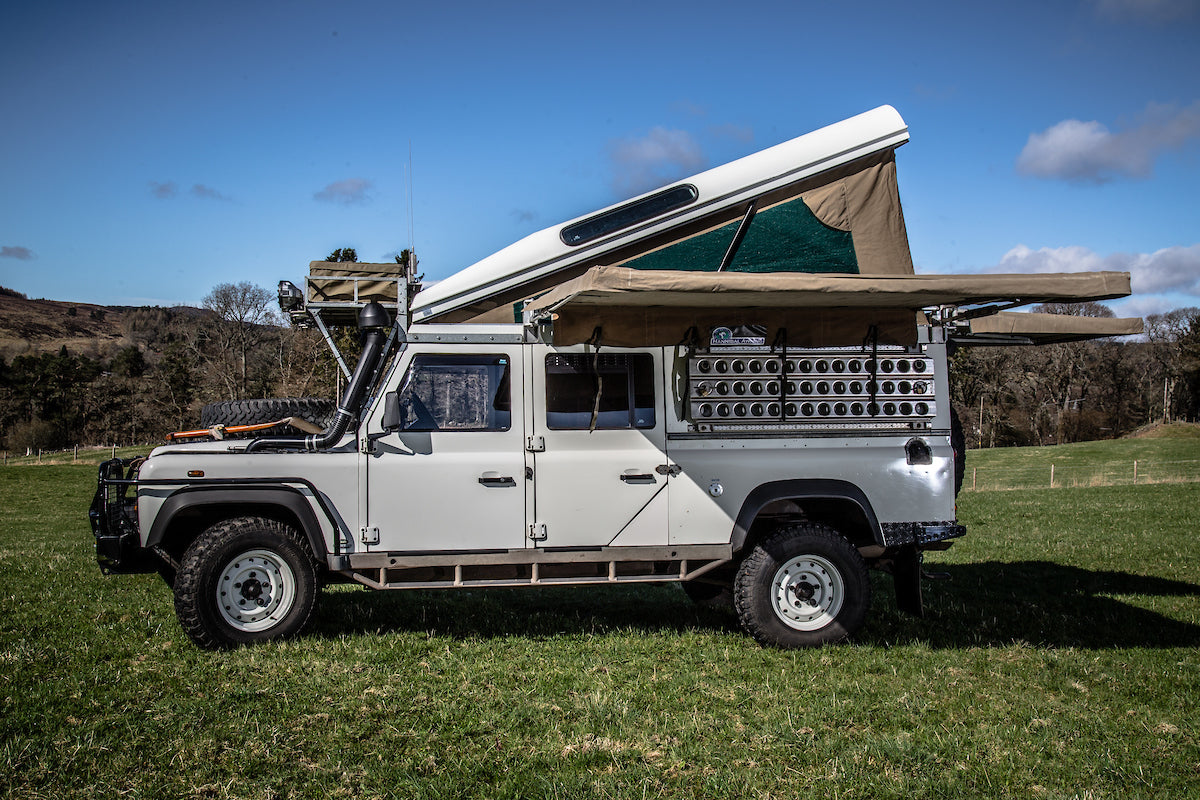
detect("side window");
top-left (545, 353), bottom-right (656, 430)
top-left (395, 355), bottom-right (511, 432)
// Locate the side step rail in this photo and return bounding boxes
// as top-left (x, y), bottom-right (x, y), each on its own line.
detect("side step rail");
top-left (342, 545), bottom-right (733, 591)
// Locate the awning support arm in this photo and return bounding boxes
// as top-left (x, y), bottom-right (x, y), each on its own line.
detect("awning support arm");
top-left (948, 299), bottom-right (1037, 322)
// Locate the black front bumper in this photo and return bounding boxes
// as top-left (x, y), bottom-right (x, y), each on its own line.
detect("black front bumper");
top-left (89, 459), bottom-right (155, 574)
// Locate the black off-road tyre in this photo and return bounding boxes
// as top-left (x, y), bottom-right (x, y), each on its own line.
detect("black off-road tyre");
top-left (174, 516), bottom-right (318, 649)
top-left (734, 522), bottom-right (870, 648)
top-left (199, 397), bottom-right (335, 437)
top-left (950, 408), bottom-right (966, 496)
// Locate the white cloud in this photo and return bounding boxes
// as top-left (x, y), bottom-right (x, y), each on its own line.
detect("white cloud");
top-left (314, 178), bottom-right (374, 205)
top-left (191, 184), bottom-right (231, 201)
top-left (149, 180), bottom-right (179, 199)
top-left (1108, 293), bottom-right (1190, 319)
top-left (992, 243), bottom-right (1200, 297)
top-left (670, 99), bottom-right (707, 118)
top-left (709, 123), bottom-right (755, 144)
top-left (1090, 0), bottom-right (1199, 22)
top-left (1, 245), bottom-right (35, 260)
top-left (1016, 101), bottom-right (1200, 183)
top-left (607, 127), bottom-right (705, 198)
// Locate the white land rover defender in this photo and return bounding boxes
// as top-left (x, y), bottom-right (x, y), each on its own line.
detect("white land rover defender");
top-left (90, 106), bottom-right (1139, 649)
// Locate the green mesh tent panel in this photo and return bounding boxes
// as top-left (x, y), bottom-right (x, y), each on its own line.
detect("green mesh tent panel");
top-left (622, 197), bottom-right (858, 274)
top-left (621, 220), bottom-right (738, 271)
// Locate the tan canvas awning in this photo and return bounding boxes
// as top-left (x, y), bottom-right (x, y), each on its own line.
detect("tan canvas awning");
top-left (963, 311), bottom-right (1143, 344)
top-left (524, 266), bottom-right (1133, 347)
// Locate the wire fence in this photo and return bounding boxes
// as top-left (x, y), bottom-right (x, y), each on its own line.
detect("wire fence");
top-left (1, 444), bottom-right (150, 467)
top-left (962, 458), bottom-right (1200, 492)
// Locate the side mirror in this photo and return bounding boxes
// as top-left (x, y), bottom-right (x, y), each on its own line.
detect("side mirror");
top-left (381, 391), bottom-right (402, 431)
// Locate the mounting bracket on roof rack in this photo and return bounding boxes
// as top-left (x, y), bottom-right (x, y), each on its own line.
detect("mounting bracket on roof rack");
top-left (277, 259), bottom-right (421, 378)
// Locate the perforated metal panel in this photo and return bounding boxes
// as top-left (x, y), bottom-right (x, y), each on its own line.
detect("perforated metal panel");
top-left (687, 346), bottom-right (936, 432)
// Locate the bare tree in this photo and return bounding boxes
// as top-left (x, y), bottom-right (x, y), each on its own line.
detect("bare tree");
top-left (1145, 307), bottom-right (1200, 422)
top-left (1031, 301), bottom-right (1116, 318)
top-left (202, 282), bottom-right (279, 399)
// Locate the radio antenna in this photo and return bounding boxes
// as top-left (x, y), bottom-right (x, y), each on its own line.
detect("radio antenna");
top-left (406, 141), bottom-right (415, 267)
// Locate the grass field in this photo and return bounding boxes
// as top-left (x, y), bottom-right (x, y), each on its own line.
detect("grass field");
top-left (1, 445), bottom-right (151, 467)
top-left (963, 423), bottom-right (1200, 491)
top-left (1, 438), bottom-right (1198, 798)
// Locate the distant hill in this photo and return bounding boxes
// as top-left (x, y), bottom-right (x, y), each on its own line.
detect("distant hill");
top-left (0, 286), bottom-right (207, 360)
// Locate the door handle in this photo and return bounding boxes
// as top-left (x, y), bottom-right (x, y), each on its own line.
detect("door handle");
top-left (619, 473), bottom-right (657, 484)
top-left (478, 475), bottom-right (517, 487)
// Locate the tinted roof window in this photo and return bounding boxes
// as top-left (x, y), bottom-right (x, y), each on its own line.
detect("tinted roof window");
top-left (561, 185), bottom-right (698, 246)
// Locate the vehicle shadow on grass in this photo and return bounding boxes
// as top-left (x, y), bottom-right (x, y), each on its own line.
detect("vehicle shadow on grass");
top-left (310, 561), bottom-right (1200, 649)
top-left (311, 582), bottom-right (740, 643)
top-left (864, 561), bottom-right (1200, 649)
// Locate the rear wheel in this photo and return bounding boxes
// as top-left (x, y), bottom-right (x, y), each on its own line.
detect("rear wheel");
top-left (734, 522), bottom-right (869, 647)
top-left (174, 516), bottom-right (318, 649)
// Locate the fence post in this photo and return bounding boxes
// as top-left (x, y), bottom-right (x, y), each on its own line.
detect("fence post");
top-left (1050, 463), bottom-right (1055, 488)
top-left (1133, 460), bottom-right (1138, 485)
top-left (111, 445), bottom-right (117, 459)
top-left (972, 467), bottom-right (977, 490)
top-left (74, 444), bottom-right (78, 462)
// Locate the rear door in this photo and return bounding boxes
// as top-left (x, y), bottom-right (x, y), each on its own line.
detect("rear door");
top-left (529, 346), bottom-right (669, 548)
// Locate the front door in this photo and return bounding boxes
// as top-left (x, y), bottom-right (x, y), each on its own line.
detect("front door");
top-left (529, 346), bottom-right (669, 548)
top-left (365, 346), bottom-right (528, 552)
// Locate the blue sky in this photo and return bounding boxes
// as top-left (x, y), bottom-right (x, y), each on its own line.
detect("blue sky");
top-left (1, 0), bottom-right (1197, 318)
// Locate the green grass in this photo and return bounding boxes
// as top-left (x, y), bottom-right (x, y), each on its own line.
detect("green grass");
top-left (2, 449), bottom-right (1198, 798)
top-left (964, 425), bottom-right (1200, 491)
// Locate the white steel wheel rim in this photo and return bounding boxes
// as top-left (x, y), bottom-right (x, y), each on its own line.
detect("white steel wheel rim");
top-left (217, 549), bottom-right (296, 633)
top-left (771, 554), bottom-right (844, 631)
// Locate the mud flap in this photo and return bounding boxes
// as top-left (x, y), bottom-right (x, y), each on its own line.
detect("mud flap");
top-left (893, 545), bottom-right (923, 617)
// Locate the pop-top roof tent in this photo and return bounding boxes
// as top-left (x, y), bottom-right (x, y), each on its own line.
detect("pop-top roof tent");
top-left (395, 106), bottom-right (1139, 346)
top-left (412, 106), bottom-right (916, 324)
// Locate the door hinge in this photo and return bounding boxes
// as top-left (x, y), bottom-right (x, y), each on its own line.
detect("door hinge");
top-left (656, 463), bottom-right (683, 477)
top-left (528, 522), bottom-right (548, 542)
top-left (360, 526), bottom-right (380, 545)
top-left (526, 435), bottom-right (546, 452)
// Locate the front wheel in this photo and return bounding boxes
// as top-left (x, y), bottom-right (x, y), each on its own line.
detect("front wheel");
top-left (734, 523), bottom-right (870, 647)
top-left (174, 516), bottom-right (318, 649)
